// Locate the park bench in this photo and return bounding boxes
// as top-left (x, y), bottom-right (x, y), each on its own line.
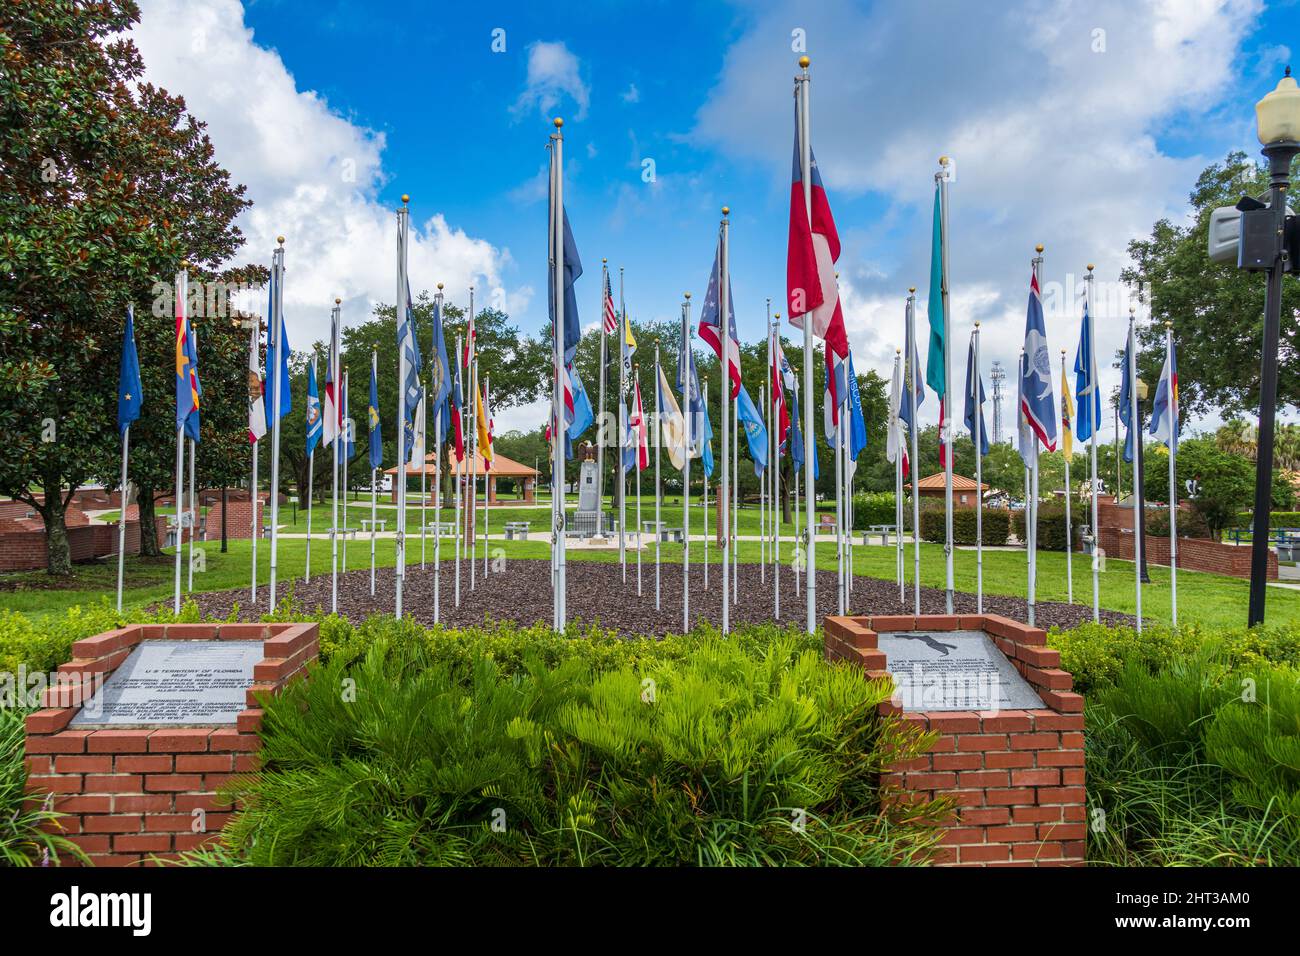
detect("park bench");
top-left (326, 526), bottom-right (358, 539)
top-left (642, 520), bottom-right (665, 536)
top-left (360, 518), bottom-right (386, 534)
top-left (862, 523), bottom-right (895, 546)
top-left (660, 527), bottom-right (685, 543)
top-left (504, 521), bottom-right (531, 541)
top-left (817, 515), bottom-right (836, 532)
top-left (424, 521), bottom-right (455, 535)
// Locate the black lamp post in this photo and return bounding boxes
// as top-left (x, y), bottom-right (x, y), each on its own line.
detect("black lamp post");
top-left (1248, 69), bottom-right (1300, 627)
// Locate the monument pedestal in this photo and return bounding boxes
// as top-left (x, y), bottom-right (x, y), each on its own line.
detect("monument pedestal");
top-left (824, 613), bottom-right (1085, 867)
top-left (24, 622), bottom-right (319, 866)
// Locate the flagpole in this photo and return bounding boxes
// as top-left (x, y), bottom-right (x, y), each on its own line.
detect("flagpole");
top-left (434, 286), bottom-right (445, 625)
top-left (268, 244), bottom-right (285, 610)
top-left (731, 374), bottom-right (738, 600)
top-left (173, 267), bottom-right (188, 614)
top-left (305, 357), bottom-right (315, 584)
top-left (773, 318), bottom-right (781, 620)
top-left (681, 296), bottom-right (691, 632)
top-left (893, 350), bottom-right (904, 605)
top-left (117, 422), bottom-right (130, 613)
top-left (1086, 266), bottom-right (1100, 623)
top-left (835, 376), bottom-right (845, 615)
top-left (395, 198), bottom-right (409, 619)
top-left (653, 344), bottom-right (661, 611)
top-left (186, 329), bottom-right (197, 594)
top-left (703, 375), bottom-right (710, 592)
top-left (330, 304), bottom-right (341, 612)
top-left (1129, 306), bottom-right (1143, 633)
top-left (938, 157), bottom-right (955, 616)
top-left (483, 373), bottom-right (490, 578)
top-left (797, 58), bottom-right (816, 634)
top-left (974, 326), bottom-right (984, 613)
top-left (1166, 321), bottom-right (1177, 628)
top-left (719, 207), bottom-right (732, 635)
top-left (421, 383), bottom-right (427, 571)
top-left (342, 370), bottom-right (351, 573)
top-left (764, 299), bottom-right (771, 585)
top-left (908, 288), bottom-right (921, 615)
top-left (635, 364), bottom-right (643, 597)
top-left (1027, 247), bottom-right (1044, 627)
top-left (1061, 348), bottom-right (1073, 603)
top-left (470, 353), bottom-right (477, 593)
top-left (619, 265), bottom-right (627, 581)
top-left (251, 429), bottom-right (259, 604)
top-left (368, 348), bottom-right (376, 598)
top-left (598, 260), bottom-right (609, 538)
top-left (454, 332), bottom-right (462, 608)
top-left (550, 117), bottom-right (568, 632)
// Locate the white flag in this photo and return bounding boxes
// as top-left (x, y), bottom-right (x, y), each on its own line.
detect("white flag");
top-left (247, 321), bottom-right (267, 443)
top-left (408, 391), bottom-right (426, 467)
top-left (887, 358), bottom-right (901, 465)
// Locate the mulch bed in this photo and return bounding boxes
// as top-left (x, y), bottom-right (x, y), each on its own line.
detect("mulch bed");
top-left (181, 557), bottom-right (1133, 636)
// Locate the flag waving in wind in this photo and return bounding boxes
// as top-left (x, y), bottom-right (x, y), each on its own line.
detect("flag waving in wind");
top-left (1150, 339), bottom-right (1179, 447)
top-left (398, 281), bottom-right (422, 461)
top-left (247, 318), bottom-right (267, 444)
top-left (1119, 325), bottom-right (1135, 463)
top-left (118, 306), bottom-right (142, 436)
top-left (323, 309), bottom-right (340, 448)
top-left (964, 336), bottom-right (989, 456)
top-left (1073, 296), bottom-right (1101, 443)
top-left (925, 186), bottom-right (946, 398)
top-left (628, 378), bottom-right (649, 472)
top-left (1060, 360), bottom-right (1074, 458)
top-left (368, 360), bottom-right (383, 470)
top-left (603, 273), bottom-right (618, 335)
top-left (699, 234), bottom-right (741, 398)
top-left (1019, 269), bottom-right (1057, 452)
top-left (658, 363), bottom-right (687, 470)
top-left (770, 330), bottom-right (791, 452)
top-left (305, 359), bottom-right (323, 457)
top-left (737, 384), bottom-right (769, 477)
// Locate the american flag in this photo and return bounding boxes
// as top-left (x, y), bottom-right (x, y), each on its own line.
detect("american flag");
top-left (603, 273), bottom-right (617, 335)
top-left (698, 233), bottom-right (741, 398)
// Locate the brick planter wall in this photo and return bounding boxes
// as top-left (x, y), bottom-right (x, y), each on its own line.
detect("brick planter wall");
top-left (23, 622), bottom-right (319, 866)
top-left (825, 613), bottom-right (1085, 867)
top-left (1097, 526), bottom-right (1275, 580)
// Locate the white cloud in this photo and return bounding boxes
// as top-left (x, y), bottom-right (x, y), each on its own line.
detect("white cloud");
top-left (695, 0), bottom-right (1264, 434)
top-left (133, 0), bottom-right (524, 350)
top-left (513, 40), bottom-right (590, 121)
top-left (621, 82), bottom-right (640, 104)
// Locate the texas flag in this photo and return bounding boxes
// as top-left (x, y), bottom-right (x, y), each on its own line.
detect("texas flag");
top-left (786, 106), bottom-right (849, 419)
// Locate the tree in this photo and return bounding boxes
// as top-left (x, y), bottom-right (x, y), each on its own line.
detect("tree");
top-left (1168, 437), bottom-right (1254, 540)
top-left (1123, 150), bottom-right (1300, 418)
top-left (0, 1), bottom-right (254, 572)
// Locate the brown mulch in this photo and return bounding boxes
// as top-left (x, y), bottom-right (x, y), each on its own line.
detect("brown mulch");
top-left (181, 557), bottom-right (1133, 636)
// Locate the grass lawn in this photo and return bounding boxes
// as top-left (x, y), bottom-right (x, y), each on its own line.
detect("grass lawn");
top-left (2, 525), bottom-right (1296, 631)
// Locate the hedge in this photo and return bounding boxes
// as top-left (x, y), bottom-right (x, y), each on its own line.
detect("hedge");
top-left (1011, 503), bottom-right (1088, 551)
top-left (919, 507), bottom-right (1010, 546)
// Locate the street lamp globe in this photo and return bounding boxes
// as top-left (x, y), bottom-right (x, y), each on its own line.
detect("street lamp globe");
top-left (1135, 379), bottom-right (1149, 402)
top-left (1256, 68), bottom-right (1300, 145)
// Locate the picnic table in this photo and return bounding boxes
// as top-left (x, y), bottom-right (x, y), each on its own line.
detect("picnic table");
top-left (504, 521), bottom-right (531, 541)
top-left (360, 518), bottom-right (386, 534)
top-left (326, 526), bottom-right (358, 539)
top-left (862, 523), bottom-right (895, 545)
top-left (660, 527), bottom-right (685, 543)
top-left (642, 520), bottom-right (665, 535)
top-left (424, 521), bottom-right (455, 535)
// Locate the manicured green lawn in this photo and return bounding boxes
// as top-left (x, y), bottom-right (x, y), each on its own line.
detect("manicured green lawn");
top-left (3, 526), bottom-right (1296, 631)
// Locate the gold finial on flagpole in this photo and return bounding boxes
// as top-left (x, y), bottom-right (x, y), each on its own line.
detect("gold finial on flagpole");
top-left (436, 283), bottom-right (443, 291)
top-left (896, 348), bottom-right (902, 354)
top-left (939, 156), bottom-right (950, 167)
top-left (1165, 321), bottom-right (1173, 329)
top-left (553, 117), bottom-right (563, 129)
top-left (335, 298), bottom-right (341, 305)
top-left (722, 205), bottom-right (730, 216)
top-left (774, 312), bottom-right (781, 320)
top-left (799, 56), bottom-right (810, 69)
top-left (401, 194), bottom-right (409, 205)
top-left (1036, 244), bottom-right (1044, 253)
top-left (975, 321), bottom-right (981, 329)
top-left (684, 291), bottom-right (691, 300)
top-left (1087, 263), bottom-right (1095, 272)
top-left (276, 236), bottom-right (284, 245)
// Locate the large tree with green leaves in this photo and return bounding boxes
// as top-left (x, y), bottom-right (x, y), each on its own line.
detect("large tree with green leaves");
top-left (1123, 150), bottom-right (1300, 418)
top-left (0, 1), bottom-right (255, 572)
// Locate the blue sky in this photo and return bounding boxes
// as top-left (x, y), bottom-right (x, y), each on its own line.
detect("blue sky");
top-left (136, 0), bottom-right (1295, 433)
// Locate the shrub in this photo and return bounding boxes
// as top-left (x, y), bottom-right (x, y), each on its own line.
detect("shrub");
top-left (218, 626), bottom-right (949, 866)
top-left (1, 708), bottom-right (85, 867)
top-left (0, 604), bottom-right (128, 678)
top-left (851, 492), bottom-right (902, 531)
top-left (1010, 502), bottom-right (1087, 551)
top-left (919, 507), bottom-right (1009, 546)
top-left (1146, 507), bottom-right (1213, 540)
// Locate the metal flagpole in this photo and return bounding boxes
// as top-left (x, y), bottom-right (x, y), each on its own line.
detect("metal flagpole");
top-left (329, 308), bottom-right (341, 611)
top-left (305, 357), bottom-right (315, 584)
top-left (267, 246), bottom-right (286, 610)
top-left (1027, 248), bottom-right (1044, 627)
top-left (1061, 349), bottom-right (1073, 603)
top-left (894, 350), bottom-right (904, 605)
top-left (1166, 321), bottom-right (1177, 627)
top-left (483, 372), bottom-right (489, 578)
top-left (598, 260), bottom-right (609, 537)
top-left (470, 353), bottom-right (477, 592)
top-left (367, 349), bottom-right (376, 598)
top-left (773, 318), bottom-right (781, 619)
top-left (719, 209), bottom-right (732, 634)
top-left (186, 329), bottom-right (197, 594)
top-left (835, 381), bottom-right (845, 615)
top-left (938, 158), bottom-right (955, 615)
top-left (421, 385), bottom-right (427, 570)
top-left (732, 378), bottom-right (738, 598)
top-left (794, 466), bottom-right (800, 598)
top-left (342, 371), bottom-right (351, 573)
top-left (974, 326), bottom-right (984, 613)
top-left (1129, 308), bottom-right (1143, 633)
top-left (908, 289), bottom-right (922, 615)
top-left (394, 197), bottom-right (409, 619)
top-left (1086, 268), bottom-right (1100, 623)
top-left (173, 266), bottom-right (187, 614)
top-left (454, 333), bottom-right (462, 608)
top-left (434, 287), bottom-right (444, 625)
top-left (550, 117), bottom-right (568, 632)
top-left (117, 423), bottom-right (130, 613)
top-left (681, 297), bottom-right (691, 631)
top-left (760, 382), bottom-right (767, 587)
top-left (703, 376), bottom-right (710, 592)
top-left (635, 364), bottom-right (643, 596)
top-left (797, 59), bottom-right (816, 634)
top-left (653, 345), bottom-right (661, 610)
top-left (251, 423), bottom-right (259, 603)
top-left (619, 266), bottom-right (627, 581)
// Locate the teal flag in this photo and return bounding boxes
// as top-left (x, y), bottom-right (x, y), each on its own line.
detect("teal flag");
top-left (925, 184), bottom-right (945, 397)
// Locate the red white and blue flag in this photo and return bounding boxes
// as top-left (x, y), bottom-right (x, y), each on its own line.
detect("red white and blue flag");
top-left (1019, 269), bottom-right (1057, 452)
top-left (698, 231), bottom-right (742, 398)
top-left (786, 106), bottom-right (849, 421)
top-left (769, 327), bottom-right (791, 452)
top-left (603, 272), bottom-right (618, 335)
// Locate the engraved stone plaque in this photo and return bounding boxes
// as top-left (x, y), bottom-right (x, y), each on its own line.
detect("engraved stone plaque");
top-left (576, 459), bottom-right (599, 515)
top-left (878, 630), bottom-right (1044, 712)
top-left (70, 640), bottom-right (263, 727)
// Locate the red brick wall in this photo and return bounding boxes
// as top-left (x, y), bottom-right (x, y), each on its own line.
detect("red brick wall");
top-left (24, 622), bottom-right (319, 866)
top-left (825, 613), bottom-right (1085, 867)
top-left (1097, 527), bottom-right (1275, 580)
top-left (0, 517), bottom-right (168, 572)
top-left (201, 495), bottom-right (265, 540)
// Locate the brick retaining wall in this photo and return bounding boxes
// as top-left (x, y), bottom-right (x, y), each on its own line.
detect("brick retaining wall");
top-left (1097, 527), bottom-right (1275, 580)
top-left (23, 622), bottom-right (318, 866)
top-left (825, 613), bottom-right (1085, 867)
